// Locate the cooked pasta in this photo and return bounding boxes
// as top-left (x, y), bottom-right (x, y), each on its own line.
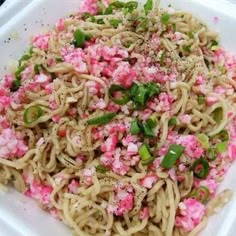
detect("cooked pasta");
top-left (0, 0), bottom-right (236, 235)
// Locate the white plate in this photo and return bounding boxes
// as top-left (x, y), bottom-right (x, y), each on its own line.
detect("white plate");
top-left (0, 1), bottom-right (236, 235)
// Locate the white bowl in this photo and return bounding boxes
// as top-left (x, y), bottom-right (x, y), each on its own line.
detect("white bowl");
top-left (0, 1), bottom-right (236, 235)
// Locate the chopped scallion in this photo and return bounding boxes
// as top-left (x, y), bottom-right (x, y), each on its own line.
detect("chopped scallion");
top-left (215, 142), bottom-right (227, 153)
top-left (192, 157), bottom-right (209, 179)
top-left (144, 0), bottom-right (153, 14)
top-left (110, 1), bottom-right (125, 8)
top-left (182, 45), bottom-right (191, 52)
top-left (212, 107), bottom-right (223, 123)
top-left (23, 105), bottom-right (43, 125)
top-left (109, 84), bottom-right (129, 105)
top-left (143, 123), bottom-right (155, 137)
top-left (104, 6), bottom-right (113, 14)
top-left (206, 148), bottom-right (217, 161)
top-left (72, 29), bottom-right (86, 48)
top-left (130, 120), bottom-right (142, 135)
top-left (82, 13), bottom-right (96, 22)
top-left (160, 12), bottom-right (170, 24)
top-left (96, 164), bottom-right (107, 174)
top-left (146, 115), bottom-right (157, 129)
top-left (15, 65), bottom-right (26, 80)
top-left (196, 133), bottom-right (209, 149)
top-left (146, 82), bottom-right (161, 97)
top-left (138, 144), bottom-right (154, 165)
top-left (97, 19), bottom-right (105, 24)
top-left (210, 40), bottom-right (218, 51)
top-left (55, 57), bottom-right (63, 62)
top-left (197, 94), bottom-right (205, 105)
top-left (215, 129), bottom-right (229, 142)
top-left (168, 117), bottom-right (177, 126)
top-left (109, 19), bottom-right (122, 28)
top-left (125, 1), bottom-right (138, 13)
top-left (160, 144), bottom-right (185, 169)
top-left (87, 113), bottom-right (116, 125)
top-left (10, 80), bottom-right (21, 92)
top-left (190, 186), bottom-right (210, 204)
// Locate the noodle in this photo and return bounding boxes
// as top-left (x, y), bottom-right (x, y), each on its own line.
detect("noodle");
top-left (0, 0), bottom-right (236, 235)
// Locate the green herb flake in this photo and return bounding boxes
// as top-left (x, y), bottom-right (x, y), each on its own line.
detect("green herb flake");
top-left (125, 1), bottom-right (138, 13)
top-left (104, 6), bottom-right (113, 14)
top-left (72, 29), bottom-right (86, 48)
top-left (144, 0), bottom-right (153, 14)
top-left (109, 19), bottom-right (122, 28)
top-left (182, 45), bottom-right (191, 52)
top-left (10, 80), bottom-right (21, 92)
top-left (212, 107), bottom-right (223, 123)
top-left (216, 142), bottom-right (227, 153)
top-left (188, 31), bottom-right (194, 39)
top-left (168, 117), bottom-right (177, 126)
top-left (97, 19), bottom-right (105, 24)
top-left (197, 94), bottom-right (205, 105)
top-left (34, 64), bottom-right (40, 75)
top-left (124, 41), bottom-right (133, 48)
top-left (96, 165), bottom-right (107, 174)
top-left (110, 1), bottom-right (125, 8)
top-left (160, 12), bottom-right (170, 24)
top-left (210, 40), bottom-right (218, 50)
top-left (82, 12), bottom-right (95, 22)
top-left (55, 57), bottom-right (63, 62)
top-left (15, 65), bottom-right (26, 80)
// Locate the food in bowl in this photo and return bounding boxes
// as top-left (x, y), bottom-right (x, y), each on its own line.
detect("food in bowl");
top-left (0, 0), bottom-right (236, 235)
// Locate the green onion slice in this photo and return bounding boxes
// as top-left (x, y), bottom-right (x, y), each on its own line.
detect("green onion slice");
top-left (212, 107), bottom-right (223, 123)
top-left (192, 157), bottom-right (209, 179)
top-left (19, 54), bottom-right (31, 66)
top-left (129, 82), bottom-right (139, 97)
top-left (18, 47), bottom-right (34, 66)
top-left (196, 133), bottom-right (209, 150)
top-left (144, 0), bottom-right (153, 14)
top-left (96, 164), bottom-right (107, 174)
top-left (188, 31), bottom-right (194, 39)
top-left (215, 129), bottom-right (229, 142)
top-left (206, 148), bottom-right (217, 161)
top-left (104, 6), bottom-right (113, 14)
top-left (146, 82), bottom-right (161, 97)
top-left (110, 1), bottom-right (125, 8)
top-left (190, 186), bottom-right (210, 204)
top-left (87, 113), bottom-right (116, 125)
top-left (182, 45), bottom-right (191, 52)
top-left (168, 117), bottom-right (177, 126)
top-left (109, 84), bottom-right (130, 105)
top-left (15, 65), bottom-right (26, 80)
top-left (72, 29), bottom-right (86, 48)
top-left (197, 94), bottom-right (205, 105)
top-left (146, 115), bottom-right (157, 129)
top-left (55, 57), bottom-right (63, 62)
top-left (210, 40), bottom-right (218, 51)
top-left (10, 80), bottom-right (21, 92)
top-left (109, 19), bottom-right (122, 28)
top-left (143, 122), bottom-right (155, 137)
top-left (160, 51), bottom-right (165, 66)
top-left (138, 143), bottom-right (154, 165)
top-left (132, 84), bottom-right (148, 107)
top-left (82, 12), bottom-right (96, 22)
top-left (130, 120), bottom-right (142, 135)
top-left (34, 64), bottom-right (40, 75)
top-left (97, 19), bottom-right (105, 24)
top-left (215, 142), bottom-right (227, 153)
top-left (125, 1), bottom-right (138, 13)
top-left (160, 12), bottom-right (170, 24)
top-left (160, 144), bottom-right (185, 169)
top-left (23, 105), bottom-right (43, 124)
